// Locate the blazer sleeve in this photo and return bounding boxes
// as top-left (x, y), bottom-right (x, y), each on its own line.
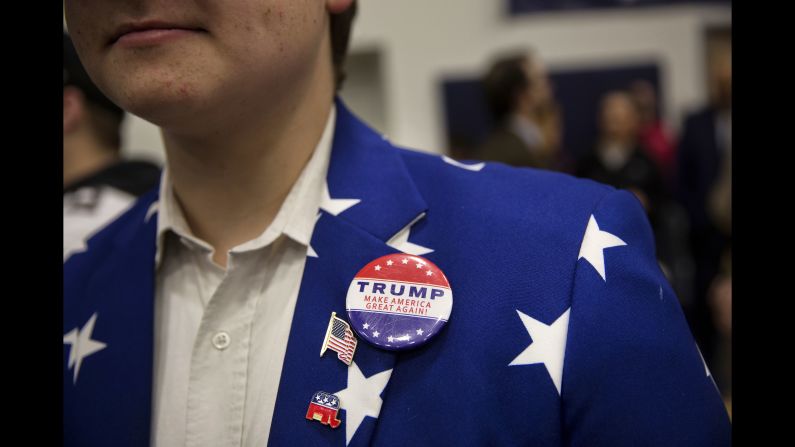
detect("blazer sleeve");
top-left (560, 188), bottom-right (731, 446)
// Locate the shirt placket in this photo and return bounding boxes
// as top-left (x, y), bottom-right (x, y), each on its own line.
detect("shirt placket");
top-left (185, 251), bottom-right (265, 447)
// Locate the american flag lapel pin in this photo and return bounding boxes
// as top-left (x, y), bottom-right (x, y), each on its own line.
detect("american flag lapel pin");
top-left (320, 312), bottom-right (358, 366)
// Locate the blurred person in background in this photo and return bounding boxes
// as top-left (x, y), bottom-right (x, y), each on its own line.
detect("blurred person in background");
top-left (629, 79), bottom-right (677, 187)
top-left (64, 32), bottom-right (161, 261)
top-left (675, 30), bottom-right (731, 398)
top-left (576, 90), bottom-right (664, 212)
top-left (478, 51), bottom-right (563, 170)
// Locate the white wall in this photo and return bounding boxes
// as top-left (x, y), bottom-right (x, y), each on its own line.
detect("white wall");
top-left (120, 115), bottom-right (165, 164)
top-left (121, 1), bottom-right (731, 162)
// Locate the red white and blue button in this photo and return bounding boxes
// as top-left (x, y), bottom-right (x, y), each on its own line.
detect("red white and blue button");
top-left (346, 254), bottom-right (453, 351)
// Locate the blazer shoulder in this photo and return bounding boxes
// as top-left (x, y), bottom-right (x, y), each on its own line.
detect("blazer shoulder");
top-left (397, 146), bottom-right (615, 225)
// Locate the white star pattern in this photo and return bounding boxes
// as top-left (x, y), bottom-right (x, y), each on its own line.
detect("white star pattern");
top-left (696, 343), bottom-right (720, 392)
top-left (333, 362), bottom-right (393, 445)
top-left (307, 213), bottom-right (322, 258)
top-left (307, 245), bottom-right (319, 258)
top-left (387, 336), bottom-right (394, 342)
top-left (63, 313), bottom-right (107, 384)
top-left (386, 260), bottom-right (394, 266)
top-left (374, 265), bottom-right (382, 271)
top-left (363, 323), bottom-right (370, 330)
top-left (509, 309), bottom-right (570, 395)
top-left (696, 344), bottom-right (712, 378)
top-left (372, 331), bottom-right (380, 337)
top-left (442, 155), bottom-right (486, 172)
top-left (425, 270), bottom-right (433, 276)
top-left (415, 263), bottom-right (423, 269)
top-left (386, 220), bottom-right (434, 256)
top-left (578, 215), bottom-right (627, 281)
top-left (401, 258), bottom-right (409, 264)
top-left (145, 200), bottom-right (159, 223)
top-left (416, 328), bottom-right (424, 335)
top-left (320, 182), bottom-right (360, 216)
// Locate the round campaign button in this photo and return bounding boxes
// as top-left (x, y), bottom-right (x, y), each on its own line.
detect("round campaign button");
top-left (346, 254), bottom-right (453, 351)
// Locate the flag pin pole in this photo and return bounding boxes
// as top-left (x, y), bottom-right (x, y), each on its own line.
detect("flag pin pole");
top-left (320, 312), bottom-right (336, 357)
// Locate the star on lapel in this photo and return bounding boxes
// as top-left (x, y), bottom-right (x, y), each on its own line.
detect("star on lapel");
top-left (321, 182), bottom-right (360, 216)
top-left (307, 213), bottom-right (322, 258)
top-left (696, 344), bottom-right (711, 377)
top-left (333, 361), bottom-right (393, 445)
top-left (442, 156), bottom-right (485, 172)
top-left (307, 245), bottom-right (319, 258)
top-left (63, 312), bottom-right (107, 384)
top-left (578, 215), bottom-right (627, 281)
top-left (509, 309), bottom-right (570, 395)
top-left (145, 200), bottom-right (159, 223)
top-left (696, 343), bottom-right (721, 392)
top-left (386, 215), bottom-right (433, 256)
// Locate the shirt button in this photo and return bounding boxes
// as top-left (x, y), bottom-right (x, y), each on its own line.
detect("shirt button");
top-left (212, 331), bottom-right (231, 350)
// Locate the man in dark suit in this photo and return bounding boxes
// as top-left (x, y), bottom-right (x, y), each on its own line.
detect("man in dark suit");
top-left (477, 52), bottom-right (562, 170)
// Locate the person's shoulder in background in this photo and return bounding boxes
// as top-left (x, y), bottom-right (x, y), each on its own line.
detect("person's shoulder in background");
top-left (64, 159), bottom-right (161, 197)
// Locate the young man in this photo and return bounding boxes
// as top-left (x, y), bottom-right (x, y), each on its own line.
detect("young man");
top-left (63, 1), bottom-right (731, 446)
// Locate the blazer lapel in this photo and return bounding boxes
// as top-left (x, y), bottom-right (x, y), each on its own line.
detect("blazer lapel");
top-left (268, 100), bottom-right (428, 447)
top-left (63, 192), bottom-right (159, 447)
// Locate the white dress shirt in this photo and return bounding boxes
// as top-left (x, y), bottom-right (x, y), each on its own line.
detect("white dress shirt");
top-left (151, 106), bottom-right (336, 447)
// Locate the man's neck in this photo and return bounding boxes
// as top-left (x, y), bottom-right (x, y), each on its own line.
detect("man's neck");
top-left (161, 61), bottom-right (335, 268)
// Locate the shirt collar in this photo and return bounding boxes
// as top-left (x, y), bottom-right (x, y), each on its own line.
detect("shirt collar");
top-left (154, 105), bottom-right (337, 267)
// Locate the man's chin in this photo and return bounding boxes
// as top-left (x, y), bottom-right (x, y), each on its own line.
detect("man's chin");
top-left (120, 90), bottom-right (207, 128)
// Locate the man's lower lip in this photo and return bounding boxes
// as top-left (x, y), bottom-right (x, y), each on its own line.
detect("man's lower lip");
top-left (114, 28), bottom-right (200, 48)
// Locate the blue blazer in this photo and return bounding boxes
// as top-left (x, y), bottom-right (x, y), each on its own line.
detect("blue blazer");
top-left (64, 100), bottom-right (731, 446)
